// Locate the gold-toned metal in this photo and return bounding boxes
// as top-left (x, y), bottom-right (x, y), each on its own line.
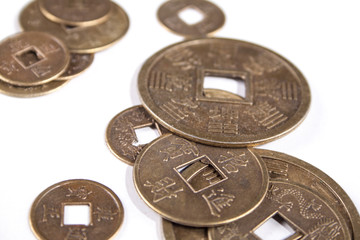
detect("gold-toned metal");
top-left (20, 1), bottom-right (129, 53)
top-left (157, 0), bottom-right (225, 38)
top-left (106, 105), bottom-right (169, 166)
top-left (57, 53), bottom-right (94, 81)
top-left (0, 31), bottom-right (69, 87)
top-left (162, 219), bottom-right (208, 240)
top-left (38, 0), bottom-right (112, 27)
top-left (138, 38), bottom-right (311, 147)
top-left (0, 78), bottom-right (69, 98)
top-left (133, 134), bottom-right (269, 227)
top-left (30, 179), bottom-right (124, 240)
top-left (208, 149), bottom-right (360, 240)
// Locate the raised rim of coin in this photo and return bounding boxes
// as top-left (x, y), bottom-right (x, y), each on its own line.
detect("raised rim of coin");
top-left (57, 53), bottom-right (94, 81)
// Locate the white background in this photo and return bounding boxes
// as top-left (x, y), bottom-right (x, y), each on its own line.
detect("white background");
top-left (0, 1), bottom-right (359, 239)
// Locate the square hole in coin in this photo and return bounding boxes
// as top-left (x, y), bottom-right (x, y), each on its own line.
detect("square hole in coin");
top-left (133, 126), bottom-right (160, 146)
top-left (178, 6), bottom-right (204, 25)
top-left (254, 213), bottom-right (300, 240)
top-left (15, 47), bottom-right (44, 68)
top-left (204, 76), bottom-right (246, 100)
top-left (63, 204), bottom-right (91, 226)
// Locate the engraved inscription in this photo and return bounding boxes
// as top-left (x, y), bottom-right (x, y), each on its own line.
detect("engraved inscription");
top-left (66, 186), bottom-right (93, 200)
top-left (39, 43), bottom-right (61, 54)
top-left (31, 65), bottom-right (52, 77)
top-left (308, 218), bottom-right (342, 240)
top-left (65, 227), bottom-right (87, 240)
top-left (41, 204), bottom-right (60, 222)
top-left (216, 222), bottom-right (249, 240)
top-left (255, 79), bottom-right (299, 101)
top-left (165, 48), bottom-right (201, 71)
top-left (93, 207), bottom-right (118, 222)
top-left (149, 71), bottom-right (192, 92)
top-left (202, 188), bottom-right (235, 217)
top-left (160, 98), bottom-right (199, 121)
top-left (243, 55), bottom-right (282, 76)
top-left (160, 137), bottom-right (199, 162)
top-left (9, 40), bottom-right (30, 53)
top-left (218, 151), bottom-right (248, 174)
top-left (0, 60), bottom-right (20, 76)
top-left (265, 160), bottom-right (289, 180)
top-left (144, 177), bottom-right (184, 203)
top-left (208, 45), bottom-right (238, 69)
top-left (208, 106), bottom-right (239, 134)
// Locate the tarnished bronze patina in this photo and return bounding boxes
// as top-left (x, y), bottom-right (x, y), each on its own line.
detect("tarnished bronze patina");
top-left (0, 31), bottom-right (69, 87)
top-left (138, 38), bottom-right (311, 147)
top-left (162, 219), bottom-right (208, 240)
top-left (58, 53), bottom-right (94, 81)
top-left (157, 0), bottom-right (225, 38)
top-left (106, 105), bottom-right (169, 166)
top-left (133, 134), bottom-right (269, 227)
top-left (38, 0), bottom-right (112, 27)
top-left (30, 179), bottom-right (124, 240)
top-left (20, 1), bottom-right (129, 53)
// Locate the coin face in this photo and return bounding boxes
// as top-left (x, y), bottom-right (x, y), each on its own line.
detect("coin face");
top-left (157, 0), bottom-right (225, 38)
top-left (30, 179), bottom-right (124, 240)
top-left (209, 181), bottom-right (352, 239)
top-left (20, 1), bottom-right (129, 53)
top-left (138, 38), bottom-right (311, 147)
top-left (38, 0), bottom-right (112, 27)
top-left (133, 134), bottom-right (269, 227)
top-left (58, 53), bottom-right (94, 80)
top-left (0, 78), bottom-right (69, 98)
top-left (162, 219), bottom-right (208, 240)
top-left (106, 105), bottom-right (169, 166)
top-left (0, 31), bottom-right (69, 86)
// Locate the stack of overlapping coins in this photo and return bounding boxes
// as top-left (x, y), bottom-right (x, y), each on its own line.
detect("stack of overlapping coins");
top-left (0, 0), bottom-right (128, 97)
top-left (106, 0), bottom-right (360, 239)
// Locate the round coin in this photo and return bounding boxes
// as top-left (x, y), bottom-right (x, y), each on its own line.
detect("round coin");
top-left (38, 0), bottom-right (112, 27)
top-left (138, 38), bottom-right (311, 147)
top-left (162, 219), bottom-right (208, 240)
top-left (0, 31), bottom-right (69, 86)
top-left (30, 179), bottom-right (124, 240)
top-left (133, 134), bottom-right (269, 227)
top-left (106, 105), bottom-right (169, 166)
top-left (57, 53), bottom-right (94, 80)
top-left (20, 1), bottom-right (129, 53)
top-left (0, 78), bottom-right (69, 98)
top-left (157, 0), bottom-right (225, 38)
top-left (209, 181), bottom-right (352, 239)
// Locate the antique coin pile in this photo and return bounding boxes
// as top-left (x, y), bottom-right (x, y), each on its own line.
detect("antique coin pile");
top-left (106, 0), bottom-right (360, 239)
top-left (0, 0), bottom-right (128, 97)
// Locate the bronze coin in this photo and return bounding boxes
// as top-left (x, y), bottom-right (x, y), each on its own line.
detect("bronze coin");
top-left (30, 179), bottom-right (124, 240)
top-left (0, 31), bottom-right (69, 86)
top-left (20, 1), bottom-right (129, 53)
top-left (106, 105), bottom-right (169, 166)
top-left (133, 134), bottom-right (269, 227)
top-left (57, 53), bottom-right (94, 81)
top-left (157, 0), bottom-right (225, 38)
top-left (0, 78), bottom-right (69, 98)
top-left (38, 0), bottom-right (112, 27)
top-left (162, 219), bottom-right (208, 240)
top-left (138, 38), bottom-right (311, 147)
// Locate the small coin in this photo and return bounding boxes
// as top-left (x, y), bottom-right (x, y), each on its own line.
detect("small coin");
top-left (0, 78), bottom-right (69, 98)
top-left (38, 0), bottom-right (112, 27)
top-left (133, 134), bottom-right (269, 227)
top-left (157, 0), bottom-right (225, 38)
top-left (0, 31), bottom-right (69, 86)
top-left (138, 38), bottom-right (311, 147)
top-left (20, 1), bottom-right (129, 53)
top-left (57, 53), bottom-right (94, 81)
top-left (30, 179), bottom-right (124, 240)
top-left (162, 219), bottom-right (208, 240)
top-left (106, 105), bottom-right (169, 166)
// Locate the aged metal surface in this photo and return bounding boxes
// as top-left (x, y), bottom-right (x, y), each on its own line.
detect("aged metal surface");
top-left (58, 53), bottom-right (94, 80)
top-left (157, 0), bottom-right (225, 38)
top-left (38, 0), bottom-right (111, 27)
top-left (30, 179), bottom-right (124, 240)
top-left (162, 219), bottom-right (208, 240)
top-left (106, 105), bottom-right (169, 166)
top-left (133, 134), bottom-right (269, 227)
top-left (0, 78), bottom-right (69, 98)
top-left (138, 38), bottom-right (311, 147)
top-left (0, 31), bottom-right (69, 86)
top-left (20, 1), bottom-right (129, 53)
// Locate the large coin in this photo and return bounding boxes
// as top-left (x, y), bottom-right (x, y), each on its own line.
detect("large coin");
top-left (138, 38), bottom-right (311, 147)
top-left (38, 0), bottom-right (112, 27)
top-left (30, 179), bottom-right (124, 240)
top-left (20, 1), bottom-right (129, 53)
top-left (0, 31), bottom-right (69, 86)
top-left (133, 134), bottom-right (269, 227)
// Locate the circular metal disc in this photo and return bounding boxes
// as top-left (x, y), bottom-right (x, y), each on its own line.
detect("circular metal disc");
top-left (20, 1), bottom-right (129, 53)
top-left (38, 0), bottom-right (112, 27)
top-left (138, 38), bottom-right (311, 147)
top-left (30, 179), bottom-right (124, 240)
top-left (57, 53), bottom-right (94, 81)
top-left (133, 134), bottom-right (269, 227)
top-left (157, 0), bottom-right (225, 38)
top-left (162, 219), bottom-right (208, 240)
top-left (0, 31), bottom-right (69, 86)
